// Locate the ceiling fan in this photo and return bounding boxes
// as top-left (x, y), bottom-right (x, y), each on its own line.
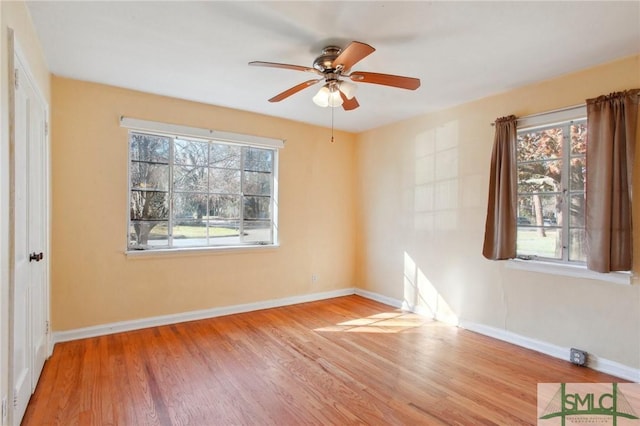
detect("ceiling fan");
top-left (249, 41), bottom-right (420, 111)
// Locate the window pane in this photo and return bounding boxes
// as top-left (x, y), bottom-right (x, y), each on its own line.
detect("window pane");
top-left (244, 196), bottom-right (271, 220)
top-left (128, 130), bottom-right (278, 250)
top-left (570, 122), bottom-right (587, 155)
top-left (174, 165), bottom-right (208, 192)
top-left (210, 168), bottom-right (241, 194)
top-left (517, 194), bottom-right (562, 228)
top-left (244, 147), bottom-right (273, 172)
top-left (210, 195), bottom-right (241, 219)
top-left (130, 163), bottom-right (169, 191)
top-left (517, 160), bottom-right (562, 193)
top-left (173, 193), bottom-right (208, 222)
top-left (210, 144), bottom-right (241, 169)
top-left (243, 220), bottom-right (271, 243)
top-left (569, 228), bottom-right (587, 262)
top-left (130, 133), bottom-right (170, 163)
top-left (516, 118), bottom-right (586, 264)
top-left (174, 139), bottom-right (208, 166)
top-left (208, 220), bottom-right (241, 245)
top-left (130, 190), bottom-right (169, 220)
top-left (172, 220), bottom-right (208, 247)
top-left (243, 171), bottom-right (271, 196)
top-left (569, 193), bottom-right (585, 228)
top-left (129, 221), bottom-right (168, 248)
top-left (569, 157), bottom-right (586, 191)
top-left (516, 128), bottom-right (563, 162)
top-left (517, 226), bottom-right (562, 260)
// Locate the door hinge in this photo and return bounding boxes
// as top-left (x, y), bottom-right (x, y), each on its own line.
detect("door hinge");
top-left (14, 68), bottom-right (19, 89)
top-left (1, 397), bottom-right (7, 420)
top-left (12, 391), bottom-right (17, 408)
top-left (46, 320), bottom-right (50, 335)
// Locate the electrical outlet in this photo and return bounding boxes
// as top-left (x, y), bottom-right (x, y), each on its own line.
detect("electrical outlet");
top-left (311, 274), bottom-right (318, 284)
top-left (570, 348), bottom-right (588, 366)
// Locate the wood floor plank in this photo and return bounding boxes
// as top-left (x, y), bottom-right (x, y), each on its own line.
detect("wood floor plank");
top-left (22, 295), bottom-right (627, 425)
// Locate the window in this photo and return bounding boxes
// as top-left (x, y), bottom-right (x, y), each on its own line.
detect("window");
top-left (516, 118), bottom-right (587, 263)
top-left (124, 118), bottom-right (281, 251)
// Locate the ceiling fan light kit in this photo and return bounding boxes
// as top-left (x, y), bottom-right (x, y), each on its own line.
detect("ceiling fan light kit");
top-left (312, 84), bottom-right (343, 108)
top-left (249, 41), bottom-right (420, 111)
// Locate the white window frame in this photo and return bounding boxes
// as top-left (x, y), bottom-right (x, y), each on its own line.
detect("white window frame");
top-left (121, 117), bottom-right (283, 255)
top-left (507, 105), bottom-right (632, 285)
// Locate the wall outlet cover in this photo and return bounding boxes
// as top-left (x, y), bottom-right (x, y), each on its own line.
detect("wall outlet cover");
top-left (570, 348), bottom-right (588, 366)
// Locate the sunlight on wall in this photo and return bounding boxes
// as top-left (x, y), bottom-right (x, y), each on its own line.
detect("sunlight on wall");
top-left (411, 121), bottom-right (459, 232)
top-left (403, 252), bottom-right (459, 325)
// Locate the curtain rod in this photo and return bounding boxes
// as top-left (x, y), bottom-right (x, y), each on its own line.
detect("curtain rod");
top-left (490, 93), bottom-right (640, 126)
top-left (490, 104), bottom-right (584, 126)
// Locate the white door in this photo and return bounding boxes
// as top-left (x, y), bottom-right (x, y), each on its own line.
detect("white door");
top-left (11, 47), bottom-right (50, 425)
top-left (27, 70), bottom-right (48, 391)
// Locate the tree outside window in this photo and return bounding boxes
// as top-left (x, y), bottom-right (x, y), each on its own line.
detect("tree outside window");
top-left (516, 119), bottom-right (587, 262)
top-left (128, 132), bottom-right (276, 250)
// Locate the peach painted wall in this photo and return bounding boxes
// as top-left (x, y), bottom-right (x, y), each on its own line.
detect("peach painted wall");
top-left (51, 77), bottom-right (357, 331)
top-left (355, 55), bottom-right (640, 369)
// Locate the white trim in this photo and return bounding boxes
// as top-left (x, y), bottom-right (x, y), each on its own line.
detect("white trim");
top-left (404, 303), bottom-right (435, 319)
top-left (507, 259), bottom-right (632, 285)
top-left (125, 243), bottom-right (280, 258)
top-left (354, 288), bottom-right (403, 308)
top-left (120, 116), bottom-right (284, 149)
top-left (50, 288), bottom-right (639, 381)
top-left (517, 104), bottom-right (586, 131)
top-left (53, 288), bottom-right (356, 344)
top-left (459, 320), bottom-right (640, 382)
top-left (587, 355), bottom-right (640, 383)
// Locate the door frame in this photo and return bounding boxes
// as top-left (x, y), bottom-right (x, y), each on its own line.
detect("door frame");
top-left (7, 28), bottom-right (52, 425)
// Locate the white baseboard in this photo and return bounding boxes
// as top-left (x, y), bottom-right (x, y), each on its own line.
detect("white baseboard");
top-left (53, 288), bottom-right (357, 344)
top-left (354, 288), bottom-right (403, 308)
top-left (459, 320), bottom-right (640, 382)
top-left (52, 289), bottom-right (639, 382)
top-left (587, 355), bottom-right (640, 382)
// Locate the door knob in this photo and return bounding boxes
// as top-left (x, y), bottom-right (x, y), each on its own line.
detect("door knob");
top-left (29, 252), bottom-right (43, 262)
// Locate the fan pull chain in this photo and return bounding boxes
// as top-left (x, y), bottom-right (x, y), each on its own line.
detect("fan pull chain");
top-left (331, 106), bottom-right (335, 143)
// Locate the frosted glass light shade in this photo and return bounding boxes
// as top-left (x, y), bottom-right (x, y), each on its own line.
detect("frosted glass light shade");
top-left (312, 86), bottom-right (330, 107)
top-left (339, 80), bottom-right (357, 100)
top-left (313, 85), bottom-right (344, 108)
top-left (327, 89), bottom-right (343, 108)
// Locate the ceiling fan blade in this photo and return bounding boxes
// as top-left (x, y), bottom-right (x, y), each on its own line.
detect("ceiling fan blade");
top-left (340, 92), bottom-right (359, 111)
top-left (268, 79), bottom-right (322, 102)
top-left (349, 71), bottom-right (421, 90)
top-left (249, 61), bottom-right (319, 74)
top-left (332, 41), bottom-right (375, 72)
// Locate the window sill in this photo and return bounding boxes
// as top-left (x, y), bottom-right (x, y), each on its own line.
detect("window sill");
top-left (125, 244), bottom-right (279, 259)
top-left (506, 259), bottom-right (632, 285)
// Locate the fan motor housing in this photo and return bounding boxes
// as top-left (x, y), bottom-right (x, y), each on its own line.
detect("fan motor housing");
top-left (313, 46), bottom-right (341, 72)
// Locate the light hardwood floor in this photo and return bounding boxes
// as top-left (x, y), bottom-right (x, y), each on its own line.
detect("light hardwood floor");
top-left (23, 295), bottom-right (625, 425)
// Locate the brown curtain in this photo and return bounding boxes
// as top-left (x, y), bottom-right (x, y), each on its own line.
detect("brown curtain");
top-left (586, 89), bottom-right (639, 272)
top-left (483, 115), bottom-right (518, 260)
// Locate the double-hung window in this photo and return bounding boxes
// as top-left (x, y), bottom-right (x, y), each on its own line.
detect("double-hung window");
top-left (123, 118), bottom-right (281, 251)
top-left (516, 117), bottom-right (587, 263)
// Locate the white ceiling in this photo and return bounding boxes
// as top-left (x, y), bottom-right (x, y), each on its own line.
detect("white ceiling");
top-left (26, 1), bottom-right (640, 133)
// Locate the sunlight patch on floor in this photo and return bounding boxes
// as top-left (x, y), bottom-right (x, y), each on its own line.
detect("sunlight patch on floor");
top-left (314, 311), bottom-right (449, 334)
